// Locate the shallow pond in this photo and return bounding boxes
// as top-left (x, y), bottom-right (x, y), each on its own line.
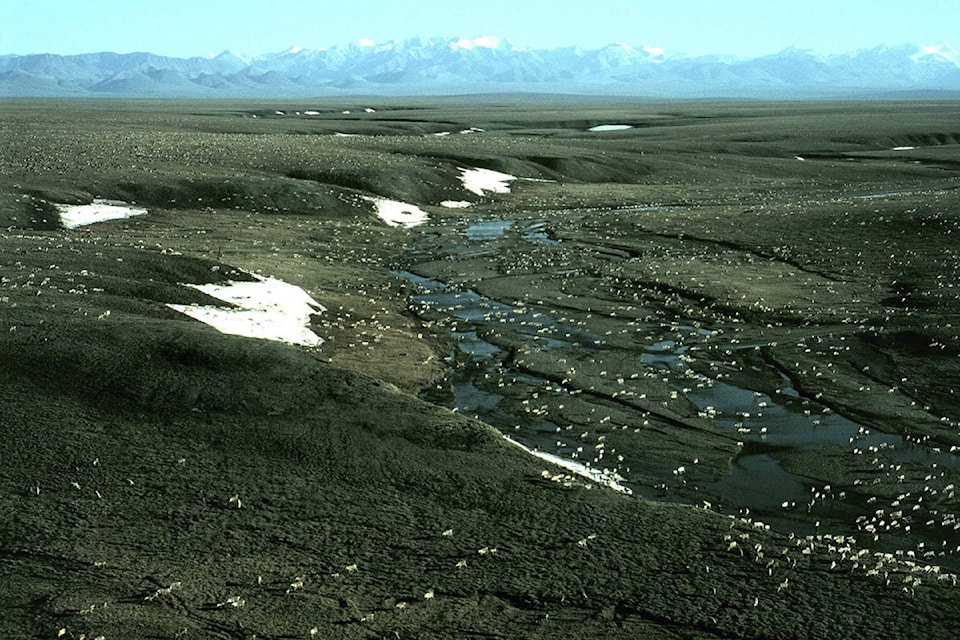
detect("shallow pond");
top-left (396, 210), bottom-right (960, 561)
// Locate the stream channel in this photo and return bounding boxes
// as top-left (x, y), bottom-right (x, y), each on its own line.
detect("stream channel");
top-left (393, 210), bottom-right (960, 559)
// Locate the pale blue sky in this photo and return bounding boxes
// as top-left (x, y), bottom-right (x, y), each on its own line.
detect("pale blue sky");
top-left (1, 0), bottom-right (954, 58)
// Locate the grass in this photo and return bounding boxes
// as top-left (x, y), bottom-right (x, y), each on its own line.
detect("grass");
top-left (2, 97), bottom-right (960, 638)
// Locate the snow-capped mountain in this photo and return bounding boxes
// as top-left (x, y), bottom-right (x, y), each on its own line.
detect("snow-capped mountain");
top-left (912, 42), bottom-right (960, 65)
top-left (1, 37), bottom-right (959, 98)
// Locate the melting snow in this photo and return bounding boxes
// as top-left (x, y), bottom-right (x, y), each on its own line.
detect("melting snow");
top-left (459, 167), bottom-right (517, 196)
top-left (588, 124), bottom-right (633, 132)
top-left (303, 110), bottom-right (320, 115)
top-left (55, 199), bottom-right (148, 229)
top-left (893, 146), bottom-right (916, 150)
top-left (503, 436), bottom-right (632, 494)
top-left (441, 200), bottom-right (473, 209)
top-left (364, 197), bottom-right (429, 228)
top-left (167, 274), bottom-right (325, 346)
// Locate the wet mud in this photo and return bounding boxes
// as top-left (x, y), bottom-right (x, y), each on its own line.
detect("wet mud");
top-left (395, 206), bottom-right (960, 562)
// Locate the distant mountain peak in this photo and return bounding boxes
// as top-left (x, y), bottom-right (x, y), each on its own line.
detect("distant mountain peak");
top-left (912, 42), bottom-right (960, 65)
top-left (214, 49), bottom-right (249, 63)
top-left (450, 36), bottom-right (520, 52)
top-left (642, 45), bottom-right (666, 58)
top-left (600, 42), bottom-right (667, 62)
top-left (4, 38), bottom-right (960, 98)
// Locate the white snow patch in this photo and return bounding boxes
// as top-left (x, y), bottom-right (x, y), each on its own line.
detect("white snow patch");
top-left (364, 197), bottom-right (429, 228)
top-left (167, 274), bottom-right (325, 347)
top-left (588, 124), bottom-right (633, 132)
top-left (433, 131), bottom-right (452, 136)
top-left (795, 155), bottom-right (805, 161)
top-left (451, 36), bottom-right (517, 51)
top-left (912, 43), bottom-right (960, 65)
top-left (55, 199), bottom-right (148, 229)
top-left (643, 45), bottom-right (666, 57)
top-left (503, 436), bottom-right (632, 494)
top-left (459, 167), bottom-right (517, 196)
top-left (472, 35), bottom-right (505, 49)
top-left (893, 146), bottom-right (916, 150)
top-left (364, 107), bottom-right (376, 113)
top-left (441, 200), bottom-right (473, 209)
top-left (358, 38), bottom-right (375, 47)
top-left (303, 110), bottom-right (320, 116)
top-left (218, 50), bottom-right (249, 64)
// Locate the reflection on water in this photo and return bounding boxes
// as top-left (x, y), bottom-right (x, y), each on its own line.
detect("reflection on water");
top-left (466, 219), bottom-right (513, 240)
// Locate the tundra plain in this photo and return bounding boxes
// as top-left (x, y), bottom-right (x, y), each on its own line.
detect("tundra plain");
top-left (2, 98), bottom-right (960, 639)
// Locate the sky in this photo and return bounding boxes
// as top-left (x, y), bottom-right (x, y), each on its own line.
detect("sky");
top-left (0, 0), bottom-right (955, 58)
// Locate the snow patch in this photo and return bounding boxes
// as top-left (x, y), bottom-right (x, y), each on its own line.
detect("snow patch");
top-left (893, 146), bottom-right (916, 150)
top-left (503, 436), bottom-right (632, 494)
top-left (912, 43), bottom-right (960, 65)
top-left (55, 199), bottom-right (147, 229)
top-left (303, 110), bottom-right (320, 115)
top-left (167, 274), bottom-right (325, 347)
top-left (588, 124), bottom-right (633, 132)
top-left (459, 167), bottom-right (517, 196)
top-left (215, 50), bottom-right (249, 64)
top-left (451, 36), bottom-right (518, 51)
top-left (441, 200), bottom-right (473, 209)
top-left (365, 197), bottom-right (429, 228)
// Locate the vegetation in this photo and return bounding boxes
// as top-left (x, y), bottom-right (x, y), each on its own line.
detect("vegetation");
top-left (2, 97), bottom-right (959, 638)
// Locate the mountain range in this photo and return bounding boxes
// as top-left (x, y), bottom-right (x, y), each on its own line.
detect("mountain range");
top-left (2, 36), bottom-right (960, 98)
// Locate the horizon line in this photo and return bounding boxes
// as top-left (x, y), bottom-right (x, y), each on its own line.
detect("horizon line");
top-left (1, 37), bottom-right (955, 61)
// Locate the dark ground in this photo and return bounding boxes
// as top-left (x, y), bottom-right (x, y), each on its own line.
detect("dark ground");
top-left (1, 98), bottom-right (959, 639)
